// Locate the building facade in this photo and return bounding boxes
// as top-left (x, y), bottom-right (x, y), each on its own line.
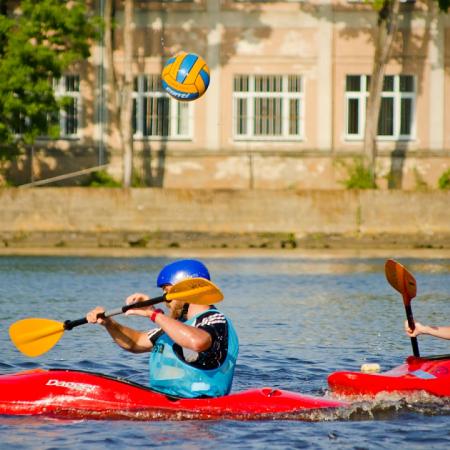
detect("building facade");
top-left (14, 0), bottom-right (450, 189)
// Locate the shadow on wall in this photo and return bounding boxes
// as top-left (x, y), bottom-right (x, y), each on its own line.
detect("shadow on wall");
top-left (129, 2), bottom-right (272, 187)
top-left (304, 2), bottom-right (436, 190)
top-left (388, 147), bottom-right (406, 189)
top-left (7, 145), bottom-right (103, 186)
top-left (386, 6), bottom-right (432, 190)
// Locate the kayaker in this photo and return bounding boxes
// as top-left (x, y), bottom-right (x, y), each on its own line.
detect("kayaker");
top-left (405, 321), bottom-right (450, 340)
top-left (86, 259), bottom-right (239, 398)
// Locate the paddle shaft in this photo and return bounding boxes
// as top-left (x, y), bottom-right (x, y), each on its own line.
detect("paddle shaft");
top-left (64, 294), bottom-right (167, 330)
top-left (402, 291), bottom-right (420, 357)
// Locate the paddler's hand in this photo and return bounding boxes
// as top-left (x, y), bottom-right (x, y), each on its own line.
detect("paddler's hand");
top-left (405, 320), bottom-right (425, 338)
top-left (86, 306), bottom-right (109, 326)
top-left (125, 293), bottom-right (153, 318)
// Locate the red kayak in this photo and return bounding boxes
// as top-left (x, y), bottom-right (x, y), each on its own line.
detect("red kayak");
top-left (0, 369), bottom-right (347, 420)
top-left (328, 355), bottom-right (450, 398)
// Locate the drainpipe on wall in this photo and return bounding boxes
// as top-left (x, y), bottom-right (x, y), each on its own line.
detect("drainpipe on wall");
top-left (98, 0), bottom-right (105, 166)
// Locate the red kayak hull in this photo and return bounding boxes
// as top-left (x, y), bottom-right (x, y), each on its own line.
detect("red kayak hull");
top-left (328, 356), bottom-right (450, 398)
top-left (0, 369), bottom-right (347, 420)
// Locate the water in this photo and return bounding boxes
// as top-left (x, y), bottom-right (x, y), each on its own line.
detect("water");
top-left (0, 254), bottom-right (449, 449)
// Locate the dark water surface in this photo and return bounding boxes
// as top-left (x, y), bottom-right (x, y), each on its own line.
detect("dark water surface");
top-left (0, 255), bottom-right (449, 449)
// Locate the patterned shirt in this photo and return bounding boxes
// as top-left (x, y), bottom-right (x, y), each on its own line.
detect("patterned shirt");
top-left (147, 308), bottom-right (229, 370)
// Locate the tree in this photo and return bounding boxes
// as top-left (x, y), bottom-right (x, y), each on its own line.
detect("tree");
top-left (122, 0), bottom-right (134, 188)
top-left (0, 0), bottom-right (97, 180)
top-left (104, 0), bottom-right (134, 188)
top-left (364, 0), bottom-right (449, 186)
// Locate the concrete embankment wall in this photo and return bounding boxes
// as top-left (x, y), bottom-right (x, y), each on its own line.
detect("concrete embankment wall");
top-left (0, 188), bottom-right (449, 249)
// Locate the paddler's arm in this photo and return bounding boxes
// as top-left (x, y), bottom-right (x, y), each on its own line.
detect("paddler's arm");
top-left (124, 293), bottom-right (213, 352)
top-left (405, 320), bottom-right (450, 340)
top-left (124, 299), bottom-right (212, 352)
top-left (86, 306), bottom-right (153, 353)
top-left (153, 313), bottom-right (212, 352)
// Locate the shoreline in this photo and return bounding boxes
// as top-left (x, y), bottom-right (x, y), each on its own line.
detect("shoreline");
top-left (1, 247), bottom-right (450, 259)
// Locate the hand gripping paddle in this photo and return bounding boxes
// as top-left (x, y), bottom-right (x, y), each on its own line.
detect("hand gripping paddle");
top-left (9, 277), bottom-right (223, 357)
top-left (385, 259), bottom-right (420, 357)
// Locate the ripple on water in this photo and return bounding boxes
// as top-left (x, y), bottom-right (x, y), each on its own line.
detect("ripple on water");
top-left (0, 255), bottom-right (449, 449)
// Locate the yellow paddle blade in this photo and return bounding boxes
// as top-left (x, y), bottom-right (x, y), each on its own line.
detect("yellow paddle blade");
top-left (9, 318), bottom-right (65, 357)
top-left (385, 259), bottom-right (417, 302)
top-left (166, 277), bottom-right (223, 305)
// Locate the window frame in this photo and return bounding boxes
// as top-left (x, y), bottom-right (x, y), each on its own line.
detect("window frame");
top-left (344, 74), bottom-right (416, 141)
top-left (232, 74), bottom-right (304, 141)
top-left (133, 74), bottom-right (193, 141)
top-left (53, 74), bottom-right (81, 139)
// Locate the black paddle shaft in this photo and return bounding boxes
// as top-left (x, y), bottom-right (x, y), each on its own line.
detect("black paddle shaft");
top-left (64, 294), bottom-right (167, 331)
top-left (405, 303), bottom-right (420, 357)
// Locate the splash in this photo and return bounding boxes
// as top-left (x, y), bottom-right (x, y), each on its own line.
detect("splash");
top-left (6, 392), bottom-right (448, 422)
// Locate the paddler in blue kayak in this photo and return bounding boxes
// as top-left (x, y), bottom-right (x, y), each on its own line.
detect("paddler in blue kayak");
top-left (86, 259), bottom-right (239, 398)
top-left (405, 321), bottom-right (450, 340)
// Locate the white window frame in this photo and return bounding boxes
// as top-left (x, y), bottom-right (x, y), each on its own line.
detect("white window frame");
top-left (133, 75), bottom-right (193, 141)
top-left (54, 75), bottom-right (81, 139)
top-left (233, 74), bottom-right (304, 141)
top-left (344, 75), bottom-right (368, 141)
top-left (344, 74), bottom-right (416, 141)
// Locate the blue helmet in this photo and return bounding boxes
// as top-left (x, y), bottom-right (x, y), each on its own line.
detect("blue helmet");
top-left (156, 259), bottom-right (211, 288)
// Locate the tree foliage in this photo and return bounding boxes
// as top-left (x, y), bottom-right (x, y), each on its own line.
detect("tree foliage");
top-left (0, 0), bottom-right (98, 170)
top-left (438, 168), bottom-right (450, 190)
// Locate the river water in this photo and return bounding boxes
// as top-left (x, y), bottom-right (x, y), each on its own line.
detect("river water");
top-left (0, 254), bottom-right (449, 449)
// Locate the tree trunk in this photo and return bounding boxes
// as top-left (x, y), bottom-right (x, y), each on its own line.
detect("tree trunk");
top-left (104, 0), bottom-right (134, 187)
top-left (104, 0), bottom-right (123, 172)
top-left (121, 0), bottom-right (134, 188)
top-left (363, 0), bottom-right (401, 185)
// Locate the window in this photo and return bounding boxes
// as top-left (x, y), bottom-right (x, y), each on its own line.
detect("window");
top-left (133, 75), bottom-right (192, 139)
top-left (233, 74), bottom-right (303, 140)
top-left (13, 75), bottom-right (80, 138)
top-left (54, 75), bottom-right (80, 138)
top-left (345, 74), bottom-right (415, 140)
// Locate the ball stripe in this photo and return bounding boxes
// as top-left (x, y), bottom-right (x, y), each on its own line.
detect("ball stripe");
top-left (183, 58), bottom-right (205, 85)
top-left (161, 80), bottom-right (199, 101)
top-left (169, 52), bottom-right (187, 80)
top-left (161, 63), bottom-right (173, 78)
top-left (194, 76), bottom-right (205, 94)
top-left (198, 69), bottom-right (210, 90)
top-left (163, 77), bottom-right (198, 94)
top-left (176, 53), bottom-right (199, 83)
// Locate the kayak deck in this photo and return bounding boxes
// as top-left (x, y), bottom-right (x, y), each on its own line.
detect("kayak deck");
top-left (0, 369), bottom-right (347, 420)
top-left (328, 355), bottom-right (450, 398)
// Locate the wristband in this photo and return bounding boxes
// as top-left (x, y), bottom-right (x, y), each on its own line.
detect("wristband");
top-left (150, 309), bottom-right (164, 322)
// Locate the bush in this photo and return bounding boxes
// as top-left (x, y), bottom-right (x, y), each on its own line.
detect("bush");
top-left (86, 170), bottom-right (122, 187)
top-left (0, 177), bottom-right (16, 188)
top-left (337, 158), bottom-right (377, 190)
top-left (438, 168), bottom-right (450, 190)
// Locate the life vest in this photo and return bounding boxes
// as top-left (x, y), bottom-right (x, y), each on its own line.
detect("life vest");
top-left (148, 309), bottom-right (239, 398)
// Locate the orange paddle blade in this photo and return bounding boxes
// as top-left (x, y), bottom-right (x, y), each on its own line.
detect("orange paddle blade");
top-left (9, 318), bottom-right (65, 357)
top-left (166, 278), bottom-right (223, 305)
top-left (385, 259), bottom-right (417, 303)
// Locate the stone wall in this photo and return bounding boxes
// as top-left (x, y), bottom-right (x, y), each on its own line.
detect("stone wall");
top-left (0, 188), bottom-right (449, 249)
top-left (6, 148), bottom-right (450, 191)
